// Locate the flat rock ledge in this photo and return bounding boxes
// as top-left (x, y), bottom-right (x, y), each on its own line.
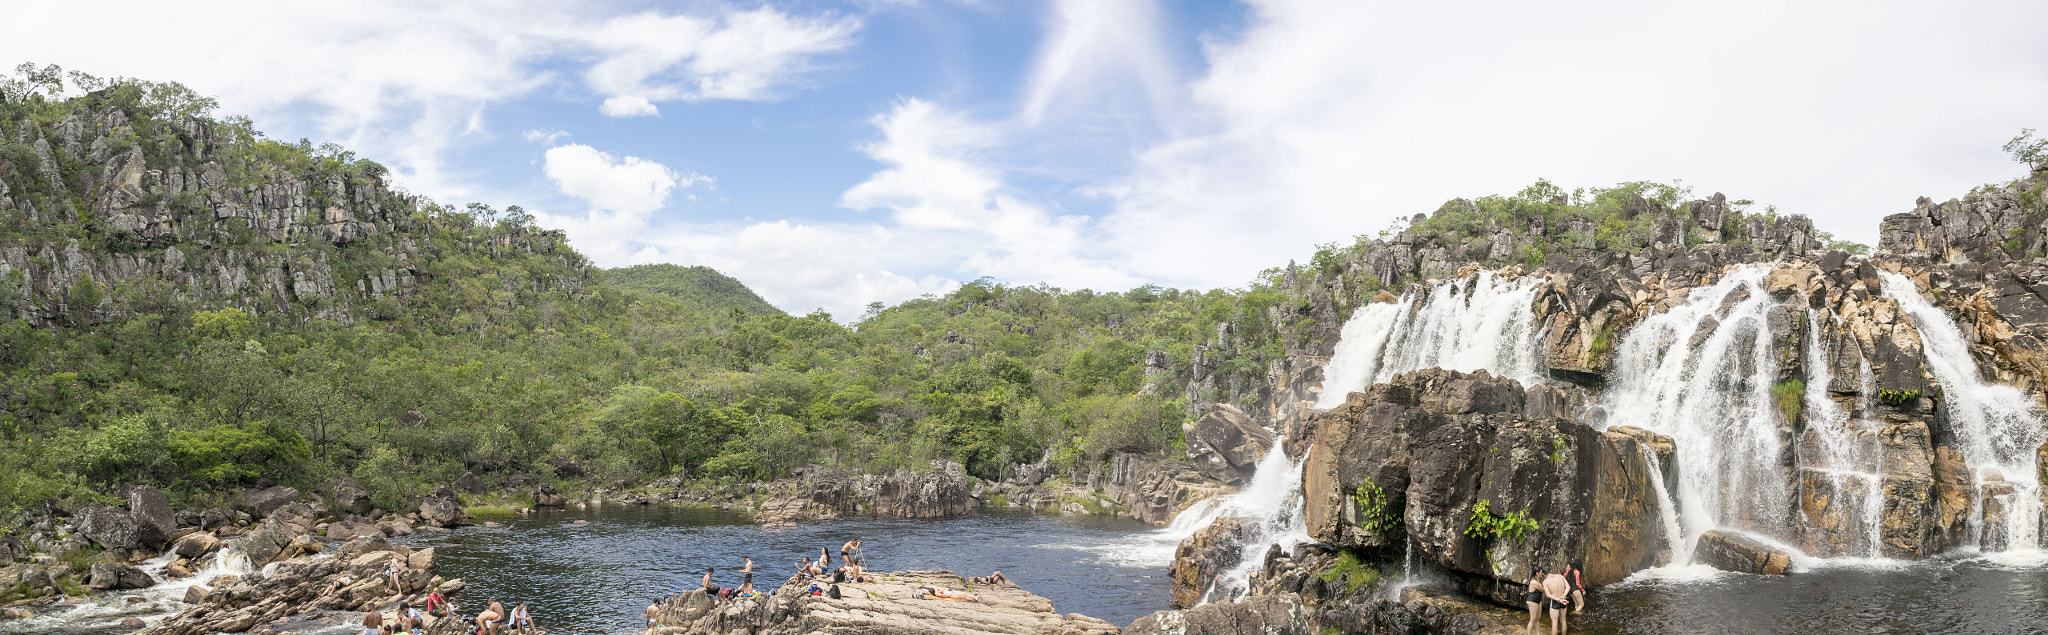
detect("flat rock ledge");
top-left (646, 570), bottom-right (1117, 635)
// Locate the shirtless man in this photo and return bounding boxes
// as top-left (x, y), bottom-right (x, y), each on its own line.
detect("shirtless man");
top-left (841, 538), bottom-right (861, 563)
top-left (739, 556), bottom-right (754, 594)
top-left (702, 567), bottom-right (721, 598)
top-left (475, 601), bottom-right (505, 635)
top-left (1542, 571), bottom-right (1572, 635)
top-left (644, 598), bottom-right (660, 634)
top-left (359, 608), bottom-right (383, 635)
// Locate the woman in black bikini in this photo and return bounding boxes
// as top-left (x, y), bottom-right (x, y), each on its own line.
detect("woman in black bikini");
top-left (1523, 567), bottom-right (1545, 635)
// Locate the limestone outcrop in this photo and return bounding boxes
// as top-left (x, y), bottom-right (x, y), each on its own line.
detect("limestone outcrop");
top-left (1166, 517), bottom-right (1257, 608)
top-left (140, 537), bottom-right (459, 635)
top-left (1183, 405), bottom-right (1274, 485)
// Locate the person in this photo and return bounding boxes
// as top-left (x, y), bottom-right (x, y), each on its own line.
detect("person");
top-left (398, 602), bottom-right (424, 634)
top-left (917, 586), bottom-right (977, 601)
top-left (1565, 560), bottom-right (1585, 614)
top-left (968, 571), bottom-right (1008, 586)
top-left (508, 602), bottom-right (534, 633)
top-left (644, 598), bottom-right (661, 634)
top-left (425, 589), bottom-right (451, 618)
top-left (1522, 568), bottom-right (1545, 635)
top-left (1542, 570), bottom-right (1572, 635)
top-left (475, 600), bottom-right (505, 635)
top-left (739, 557), bottom-right (755, 594)
top-left (360, 607), bottom-right (384, 635)
top-left (796, 556), bottom-right (813, 577)
top-left (818, 547), bottom-right (831, 571)
top-left (702, 568), bottom-right (721, 597)
top-left (324, 574), bottom-right (356, 597)
top-left (840, 538), bottom-right (861, 563)
top-left (385, 560), bottom-right (403, 592)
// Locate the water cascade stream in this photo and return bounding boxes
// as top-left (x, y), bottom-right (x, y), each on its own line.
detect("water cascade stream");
top-left (1879, 272), bottom-right (2046, 558)
top-left (1315, 271), bottom-right (1547, 407)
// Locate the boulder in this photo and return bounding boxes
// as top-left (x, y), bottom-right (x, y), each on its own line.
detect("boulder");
top-left (183, 583), bottom-right (210, 605)
top-left (237, 486), bottom-right (301, 518)
top-left (654, 568), bottom-right (1116, 635)
top-left (1168, 516), bottom-right (1258, 608)
top-left (1, 608), bottom-right (32, 619)
top-left (1693, 529), bottom-right (1792, 575)
top-left (452, 472), bottom-right (485, 495)
top-left (1126, 593), bottom-right (1314, 635)
top-left (120, 617), bottom-right (145, 628)
top-left (124, 485), bottom-right (177, 549)
top-left (76, 504), bottom-right (147, 551)
top-left (534, 483), bottom-right (566, 507)
top-left (1184, 404), bottom-right (1275, 485)
top-left (871, 462), bottom-right (979, 519)
top-left (545, 458), bottom-right (584, 478)
top-left (199, 507), bottom-right (237, 530)
top-left (88, 562), bottom-right (156, 589)
top-left (0, 535), bottom-right (26, 562)
top-left (419, 492), bottom-right (469, 528)
top-left (329, 478), bottom-right (374, 516)
top-left (325, 517), bottom-right (382, 542)
top-left (408, 547), bottom-right (436, 570)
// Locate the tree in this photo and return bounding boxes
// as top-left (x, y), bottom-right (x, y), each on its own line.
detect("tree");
top-left (2006, 129), bottom-right (2048, 170)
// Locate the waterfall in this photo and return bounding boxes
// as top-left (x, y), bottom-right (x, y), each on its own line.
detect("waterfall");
top-left (1174, 446), bottom-right (1311, 604)
top-left (1315, 271), bottom-right (1547, 408)
top-left (1641, 447), bottom-right (1689, 565)
top-left (1878, 272), bottom-right (2046, 558)
top-left (1601, 267), bottom-right (1791, 547)
top-left (1795, 309), bottom-right (1887, 558)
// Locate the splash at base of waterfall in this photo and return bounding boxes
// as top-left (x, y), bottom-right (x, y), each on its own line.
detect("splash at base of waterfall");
top-left (1129, 445), bottom-right (1314, 605)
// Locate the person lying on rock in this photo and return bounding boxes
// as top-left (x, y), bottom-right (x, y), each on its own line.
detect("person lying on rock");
top-left (917, 586), bottom-right (977, 601)
top-left (967, 571), bottom-right (1008, 587)
top-left (325, 574), bottom-right (357, 597)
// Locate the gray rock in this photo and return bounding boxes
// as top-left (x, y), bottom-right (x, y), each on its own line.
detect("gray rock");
top-left (87, 562), bottom-right (155, 589)
top-left (1694, 529), bottom-right (1792, 575)
top-left (1126, 593), bottom-right (1314, 635)
top-left (237, 486), bottom-right (300, 518)
top-left (533, 483), bottom-right (566, 507)
top-left (328, 477), bottom-right (373, 516)
top-left (452, 472), bottom-right (484, 495)
top-left (125, 485), bottom-right (176, 549)
top-left (544, 458), bottom-right (583, 478)
top-left (418, 493), bottom-right (468, 528)
top-left (1184, 405), bottom-right (1275, 485)
top-left (76, 505), bottom-right (145, 551)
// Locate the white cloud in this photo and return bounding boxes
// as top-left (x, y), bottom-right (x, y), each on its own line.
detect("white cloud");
top-left (0, 0), bottom-right (857, 205)
top-left (598, 96), bottom-right (660, 118)
top-left (520, 128), bottom-right (569, 144)
top-left (544, 144), bottom-right (703, 215)
top-left (1022, 0), bottom-right (1177, 125)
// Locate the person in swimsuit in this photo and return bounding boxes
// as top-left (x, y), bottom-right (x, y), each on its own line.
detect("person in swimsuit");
top-left (739, 557), bottom-right (754, 594)
top-left (918, 586), bottom-right (977, 601)
top-left (1566, 561), bottom-right (1585, 614)
top-left (508, 602), bottom-right (533, 633)
top-left (702, 567), bottom-right (722, 598)
top-left (361, 608), bottom-right (384, 635)
top-left (1542, 571), bottom-right (1572, 635)
top-left (1523, 568), bottom-right (1545, 635)
top-left (644, 598), bottom-right (660, 634)
top-left (475, 601), bottom-right (504, 635)
top-left (841, 538), bottom-right (860, 564)
top-left (386, 561), bottom-right (403, 592)
top-left (819, 547), bottom-right (831, 571)
top-left (325, 574), bottom-right (356, 597)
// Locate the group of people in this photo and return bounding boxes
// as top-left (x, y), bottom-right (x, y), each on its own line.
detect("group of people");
top-left (354, 589), bottom-right (535, 635)
top-left (1523, 561), bottom-right (1585, 635)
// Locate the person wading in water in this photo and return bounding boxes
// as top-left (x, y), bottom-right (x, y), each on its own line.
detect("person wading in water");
top-left (1523, 567), bottom-right (1546, 635)
top-left (1542, 570), bottom-right (1572, 635)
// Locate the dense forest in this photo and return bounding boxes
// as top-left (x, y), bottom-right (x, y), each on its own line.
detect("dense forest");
top-left (0, 66), bottom-right (1880, 520)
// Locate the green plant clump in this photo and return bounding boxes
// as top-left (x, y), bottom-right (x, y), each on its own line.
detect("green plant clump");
top-left (1464, 499), bottom-right (1539, 543)
top-left (1771, 379), bottom-right (1805, 425)
top-left (1351, 478), bottom-right (1401, 537)
top-left (1878, 388), bottom-right (1921, 405)
top-left (1313, 549), bottom-right (1381, 594)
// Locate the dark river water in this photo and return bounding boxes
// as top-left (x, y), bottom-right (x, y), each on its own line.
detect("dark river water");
top-left (1573, 559), bottom-right (2048, 634)
top-left (396, 505), bottom-right (1178, 634)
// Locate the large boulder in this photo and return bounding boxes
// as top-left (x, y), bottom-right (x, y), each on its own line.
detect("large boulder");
top-left (871, 462), bottom-right (978, 518)
top-left (1184, 405), bottom-right (1275, 485)
top-left (1694, 530), bottom-right (1792, 575)
top-left (419, 490), bottom-right (469, 528)
top-left (325, 517), bottom-right (382, 542)
top-left (533, 483), bottom-right (566, 507)
top-left (87, 562), bottom-right (155, 589)
top-left (452, 472), bottom-right (485, 496)
top-left (1126, 593), bottom-right (1314, 635)
top-left (237, 486), bottom-right (301, 518)
top-left (545, 458), bottom-right (584, 478)
top-left (328, 478), bottom-right (374, 516)
top-left (124, 485), bottom-right (176, 549)
top-left (171, 532), bottom-right (220, 559)
top-left (75, 505), bottom-right (146, 551)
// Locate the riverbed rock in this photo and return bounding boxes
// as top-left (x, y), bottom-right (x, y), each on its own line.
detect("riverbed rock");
top-left (1168, 516), bottom-right (1258, 608)
top-left (1694, 530), bottom-right (1792, 575)
top-left (418, 490), bottom-right (469, 528)
top-left (534, 483), bottom-right (566, 507)
top-left (871, 462), bottom-right (979, 519)
top-left (453, 471), bottom-right (485, 495)
top-left (77, 504), bottom-right (148, 552)
top-left (546, 457), bottom-right (584, 478)
top-left (1, 608), bottom-right (33, 619)
top-left (88, 562), bottom-right (156, 589)
top-left (329, 477), bottom-right (374, 516)
top-left (182, 584), bottom-right (209, 604)
top-left (171, 532), bottom-right (219, 558)
top-left (120, 617), bottom-right (146, 628)
top-left (1126, 593), bottom-right (1314, 635)
top-left (1184, 404), bottom-right (1274, 485)
top-left (125, 485), bottom-right (177, 549)
top-left (325, 517), bottom-right (382, 542)
top-left (237, 486), bottom-right (301, 518)
top-left (653, 569), bottom-right (1116, 635)
top-left (1104, 454), bottom-right (1227, 525)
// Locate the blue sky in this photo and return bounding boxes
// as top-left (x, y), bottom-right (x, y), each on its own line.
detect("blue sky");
top-left (8, 0), bottom-right (2048, 319)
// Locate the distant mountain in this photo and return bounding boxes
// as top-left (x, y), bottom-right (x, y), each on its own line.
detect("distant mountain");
top-left (600, 264), bottom-right (782, 316)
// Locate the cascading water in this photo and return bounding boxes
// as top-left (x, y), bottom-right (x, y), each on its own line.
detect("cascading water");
top-left (1879, 272), bottom-right (2046, 558)
top-left (1158, 446), bottom-right (1313, 604)
top-left (1794, 309), bottom-right (1887, 559)
top-left (1315, 271), bottom-right (1547, 408)
top-left (1601, 267), bottom-right (1791, 551)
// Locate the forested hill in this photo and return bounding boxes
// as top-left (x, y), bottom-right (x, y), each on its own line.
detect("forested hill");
top-left (599, 264), bottom-right (782, 316)
top-left (0, 68), bottom-right (1871, 520)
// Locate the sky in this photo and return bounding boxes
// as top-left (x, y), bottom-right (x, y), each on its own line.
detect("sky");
top-left (6, 0), bottom-right (2048, 319)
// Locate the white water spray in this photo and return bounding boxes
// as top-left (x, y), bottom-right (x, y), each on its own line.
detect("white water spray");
top-left (1316, 272), bottom-right (1547, 407)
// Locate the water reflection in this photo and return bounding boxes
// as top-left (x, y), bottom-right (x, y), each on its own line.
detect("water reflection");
top-left (1577, 558), bottom-right (2048, 634)
top-left (399, 506), bottom-right (1172, 633)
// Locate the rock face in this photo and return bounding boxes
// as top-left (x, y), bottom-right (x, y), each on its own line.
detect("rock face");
top-left (652, 570), bottom-right (1117, 635)
top-left (1167, 517), bottom-right (1258, 608)
top-left (140, 537), bottom-right (457, 635)
top-left (1694, 530), bottom-right (1793, 575)
top-left (125, 485), bottom-right (177, 549)
top-left (418, 488), bottom-right (469, 528)
top-left (1300, 369), bottom-right (1668, 605)
top-left (1183, 405), bottom-right (1275, 485)
top-left (751, 462), bottom-right (999, 526)
top-left (325, 517), bottom-right (383, 542)
top-left (329, 477), bottom-right (374, 515)
top-left (534, 482), bottom-right (567, 507)
top-left (1125, 593), bottom-right (1314, 635)
top-left (76, 504), bottom-right (151, 552)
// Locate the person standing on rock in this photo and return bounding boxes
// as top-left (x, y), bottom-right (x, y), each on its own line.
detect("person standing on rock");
top-left (360, 607), bottom-right (384, 635)
top-left (738, 557), bottom-right (755, 594)
top-left (841, 538), bottom-right (861, 563)
top-left (644, 598), bottom-right (660, 633)
top-left (1542, 570), bottom-right (1572, 635)
top-left (1523, 567), bottom-right (1545, 635)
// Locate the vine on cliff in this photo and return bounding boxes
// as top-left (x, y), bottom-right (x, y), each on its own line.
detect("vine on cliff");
top-left (1464, 499), bottom-right (1539, 544)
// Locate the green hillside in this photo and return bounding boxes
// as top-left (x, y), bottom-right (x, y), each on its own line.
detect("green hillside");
top-left (600, 264), bottom-right (782, 316)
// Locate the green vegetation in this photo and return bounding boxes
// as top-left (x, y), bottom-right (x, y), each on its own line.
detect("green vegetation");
top-left (1314, 549), bottom-right (1380, 594)
top-left (1878, 388), bottom-right (1920, 405)
top-left (1463, 499), bottom-right (1539, 543)
top-left (1772, 379), bottom-right (1805, 426)
top-left (600, 264), bottom-right (783, 316)
top-left (1351, 478), bottom-right (1400, 537)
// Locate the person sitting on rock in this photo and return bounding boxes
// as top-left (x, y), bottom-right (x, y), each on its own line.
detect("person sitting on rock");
top-left (818, 547), bottom-right (831, 571)
top-left (426, 589), bottom-right (452, 618)
top-left (701, 568), bottom-right (722, 597)
top-left (796, 556), bottom-right (812, 577)
top-left (398, 602), bottom-right (425, 634)
top-left (508, 602), bottom-right (533, 633)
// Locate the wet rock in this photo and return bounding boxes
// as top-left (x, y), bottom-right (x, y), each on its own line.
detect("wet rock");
top-left (1108, 454), bottom-right (1228, 525)
top-left (182, 584), bottom-right (209, 604)
top-left (1876, 421), bottom-right (1948, 558)
top-left (1168, 516), bottom-right (1258, 608)
top-left (1694, 530), bottom-right (1792, 575)
top-left (533, 483), bottom-right (566, 507)
top-left (1184, 404), bottom-right (1275, 485)
top-left (199, 507), bottom-right (237, 530)
top-left (1794, 469), bottom-right (1881, 557)
top-left (328, 477), bottom-right (374, 516)
top-left (1126, 593), bottom-right (1314, 635)
top-left (88, 562), bottom-right (156, 589)
top-left (120, 617), bottom-right (146, 628)
top-left (237, 486), bottom-right (301, 518)
top-left (653, 568), bottom-right (1115, 635)
top-left (1, 608), bottom-right (33, 619)
top-left (171, 532), bottom-right (219, 559)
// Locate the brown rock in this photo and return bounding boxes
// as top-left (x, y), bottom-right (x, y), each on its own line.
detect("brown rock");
top-left (1184, 405), bottom-right (1275, 485)
top-left (120, 617), bottom-right (146, 628)
top-left (1694, 529), bottom-right (1792, 575)
top-left (182, 584), bottom-right (210, 604)
top-left (1126, 593), bottom-right (1314, 635)
top-left (1167, 516), bottom-right (1258, 608)
top-left (1, 608), bottom-right (33, 619)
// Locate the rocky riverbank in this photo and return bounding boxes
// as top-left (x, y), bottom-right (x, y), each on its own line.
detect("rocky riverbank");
top-left (646, 570), bottom-right (1118, 635)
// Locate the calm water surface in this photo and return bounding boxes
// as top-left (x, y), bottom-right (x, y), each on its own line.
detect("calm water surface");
top-left (398, 505), bottom-right (1176, 634)
top-left (1573, 559), bottom-right (2048, 634)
